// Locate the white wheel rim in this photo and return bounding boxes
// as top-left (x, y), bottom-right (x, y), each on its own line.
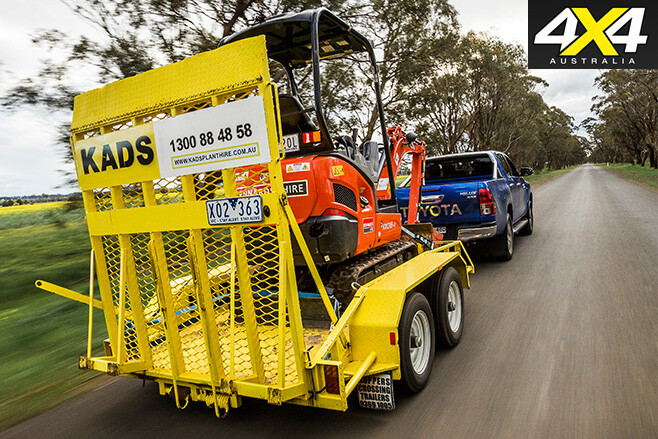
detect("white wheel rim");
top-left (447, 281), bottom-right (462, 332)
top-left (506, 220), bottom-right (513, 253)
top-left (410, 310), bottom-right (432, 375)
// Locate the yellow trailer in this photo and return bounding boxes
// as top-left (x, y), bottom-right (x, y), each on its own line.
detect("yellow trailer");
top-left (36, 12), bottom-right (474, 416)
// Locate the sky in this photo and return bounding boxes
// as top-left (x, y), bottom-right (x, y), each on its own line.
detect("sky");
top-left (0, 0), bottom-right (600, 197)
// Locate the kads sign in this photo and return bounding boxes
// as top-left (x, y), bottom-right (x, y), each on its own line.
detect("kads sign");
top-left (528, 1), bottom-right (657, 68)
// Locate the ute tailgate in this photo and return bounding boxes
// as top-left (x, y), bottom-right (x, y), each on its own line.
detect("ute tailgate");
top-left (415, 181), bottom-right (481, 226)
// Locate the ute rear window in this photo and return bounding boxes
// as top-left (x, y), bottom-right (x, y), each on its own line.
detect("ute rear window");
top-left (425, 156), bottom-right (494, 181)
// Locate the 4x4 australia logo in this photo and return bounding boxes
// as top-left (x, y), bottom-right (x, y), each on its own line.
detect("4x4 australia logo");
top-left (528, 1), bottom-right (657, 68)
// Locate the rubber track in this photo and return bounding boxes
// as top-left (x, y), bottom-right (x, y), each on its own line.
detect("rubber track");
top-left (327, 239), bottom-right (418, 306)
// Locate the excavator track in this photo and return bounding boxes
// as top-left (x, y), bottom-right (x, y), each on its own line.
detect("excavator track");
top-left (327, 239), bottom-right (418, 307)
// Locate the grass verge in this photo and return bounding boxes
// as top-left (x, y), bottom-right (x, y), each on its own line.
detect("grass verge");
top-left (0, 203), bottom-right (108, 430)
top-left (595, 163), bottom-right (658, 191)
top-left (399, 166), bottom-right (577, 189)
top-left (524, 166), bottom-right (578, 187)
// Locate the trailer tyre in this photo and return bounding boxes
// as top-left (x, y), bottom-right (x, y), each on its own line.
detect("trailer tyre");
top-left (399, 292), bottom-right (435, 393)
top-left (432, 267), bottom-right (464, 348)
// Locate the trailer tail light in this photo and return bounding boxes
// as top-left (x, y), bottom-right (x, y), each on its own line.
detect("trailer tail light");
top-left (322, 208), bottom-right (346, 217)
top-left (479, 188), bottom-right (497, 216)
top-left (302, 131), bottom-right (321, 144)
top-left (324, 365), bottom-right (341, 394)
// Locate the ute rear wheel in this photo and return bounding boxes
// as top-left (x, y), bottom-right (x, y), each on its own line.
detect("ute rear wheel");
top-left (493, 213), bottom-right (514, 260)
top-left (399, 292), bottom-right (435, 393)
top-left (431, 267), bottom-right (464, 348)
top-left (519, 200), bottom-right (533, 235)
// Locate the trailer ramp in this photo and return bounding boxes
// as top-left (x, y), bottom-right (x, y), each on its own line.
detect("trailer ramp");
top-left (60, 35), bottom-right (339, 414)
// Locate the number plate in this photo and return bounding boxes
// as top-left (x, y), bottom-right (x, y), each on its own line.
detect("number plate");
top-left (282, 134), bottom-right (300, 153)
top-left (206, 196), bottom-right (263, 225)
top-left (435, 226), bottom-right (447, 234)
top-left (357, 373), bottom-right (395, 410)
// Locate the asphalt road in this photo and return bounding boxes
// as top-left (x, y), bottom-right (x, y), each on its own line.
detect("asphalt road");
top-left (3, 164), bottom-right (656, 438)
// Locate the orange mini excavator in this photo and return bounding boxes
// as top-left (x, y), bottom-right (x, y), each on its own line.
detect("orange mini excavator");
top-left (221, 9), bottom-right (433, 303)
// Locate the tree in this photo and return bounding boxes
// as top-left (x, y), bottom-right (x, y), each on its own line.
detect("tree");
top-left (583, 116), bottom-right (636, 164)
top-left (405, 37), bottom-right (473, 155)
top-left (591, 70), bottom-right (658, 168)
top-left (300, 0), bottom-right (459, 144)
top-left (405, 31), bottom-right (581, 169)
top-left (462, 33), bottom-right (547, 156)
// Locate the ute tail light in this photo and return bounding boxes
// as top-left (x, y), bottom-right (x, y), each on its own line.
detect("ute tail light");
top-left (478, 188), bottom-right (497, 216)
top-left (324, 365), bottom-right (341, 394)
top-left (302, 131), bottom-right (321, 144)
top-left (322, 208), bottom-right (346, 217)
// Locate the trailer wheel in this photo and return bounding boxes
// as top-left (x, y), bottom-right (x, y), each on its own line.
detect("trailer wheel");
top-left (399, 292), bottom-right (435, 393)
top-left (432, 267), bottom-right (464, 348)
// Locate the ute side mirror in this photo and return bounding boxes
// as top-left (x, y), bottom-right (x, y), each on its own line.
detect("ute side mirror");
top-left (406, 131), bottom-right (417, 144)
top-left (520, 167), bottom-right (534, 177)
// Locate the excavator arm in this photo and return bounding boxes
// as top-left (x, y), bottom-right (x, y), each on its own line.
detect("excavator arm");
top-left (377, 126), bottom-right (426, 224)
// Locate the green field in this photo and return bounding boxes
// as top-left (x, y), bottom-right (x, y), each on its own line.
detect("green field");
top-left (596, 163), bottom-right (658, 191)
top-left (0, 203), bottom-right (107, 430)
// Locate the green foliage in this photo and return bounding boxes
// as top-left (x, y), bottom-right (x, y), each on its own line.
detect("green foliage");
top-left (587, 70), bottom-right (658, 168)
top-left (530, 107), bottom-right (586, 170)
top-left (406, 31), bottom-right (583, 169)
top-left (296, 0), bottom-right (459, 144)
top-left (2, 0), bottom-right (312, 184)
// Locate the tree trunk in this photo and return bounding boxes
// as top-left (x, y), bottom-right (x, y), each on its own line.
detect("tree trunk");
top-left (364, 104), bottom-right (380, 143)
top-left (222, 0), bottom-right (253, 38)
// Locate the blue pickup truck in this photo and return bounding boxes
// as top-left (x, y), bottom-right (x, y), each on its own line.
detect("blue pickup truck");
top-left (397, 151), bottom-right (533, 260)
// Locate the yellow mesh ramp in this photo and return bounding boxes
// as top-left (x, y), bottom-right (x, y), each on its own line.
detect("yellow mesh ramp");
top-left (70, 36), bottom-right (321, 410)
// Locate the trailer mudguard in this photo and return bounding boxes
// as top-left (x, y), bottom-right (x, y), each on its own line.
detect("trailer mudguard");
top-left (347, 242), bottom-right (474, 380)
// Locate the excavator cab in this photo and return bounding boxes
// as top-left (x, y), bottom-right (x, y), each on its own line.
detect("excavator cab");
top-left (221, 9), bottom-right (403, 267)
top-left (220, 9), bottom-right (394, 186)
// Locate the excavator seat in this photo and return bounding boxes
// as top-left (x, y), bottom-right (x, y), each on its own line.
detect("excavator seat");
top-left (279, 94), bottom-right (318, 135)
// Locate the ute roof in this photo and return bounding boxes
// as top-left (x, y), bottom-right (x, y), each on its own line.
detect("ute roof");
top-left (219, 8), bottom-right (372, 68)
top-left (427, 151), bottom-right (498, 161)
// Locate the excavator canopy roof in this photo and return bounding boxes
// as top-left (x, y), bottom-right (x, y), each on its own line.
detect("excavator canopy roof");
top-left (219, 9), bottom-right (372, 68)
